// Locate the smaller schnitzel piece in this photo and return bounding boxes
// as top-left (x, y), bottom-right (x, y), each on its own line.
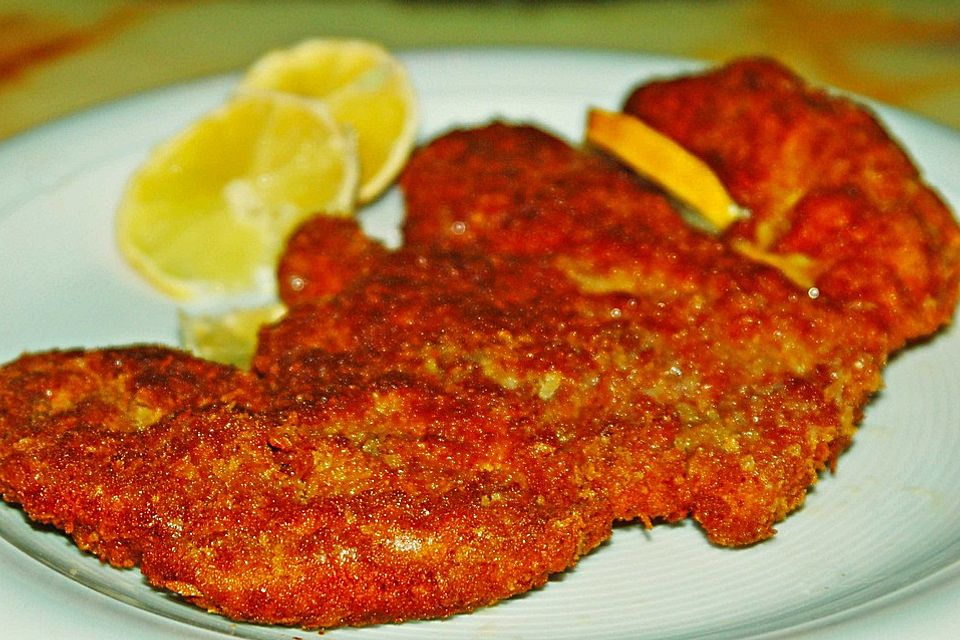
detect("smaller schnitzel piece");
top-left (622, 57), bottom-right (960, 349)
top-left (396, 60), bottom-right (960, 545)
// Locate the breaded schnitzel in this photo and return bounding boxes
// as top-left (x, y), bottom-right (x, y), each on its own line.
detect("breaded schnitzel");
top-left (621, 57), bottom-right (960, 349)
top-left (1, 58), bottom-right (958, 629)
top-left (268, 208), bottom-right (878, 549)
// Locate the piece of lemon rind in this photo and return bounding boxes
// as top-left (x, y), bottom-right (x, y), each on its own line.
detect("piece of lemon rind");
top-left (585, 108), bottom-right (748, 233)
top-left (240, 38), bottom-right (394, 91)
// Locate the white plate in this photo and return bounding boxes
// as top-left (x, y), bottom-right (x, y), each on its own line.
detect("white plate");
top-left (1, 49), bottom-right (959, 640)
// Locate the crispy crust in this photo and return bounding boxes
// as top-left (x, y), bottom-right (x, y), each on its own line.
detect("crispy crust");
top-left (0, 58), bottom-right (957, 629)
top-left (0, 348), bottom-right (259, 566)
top-left (398, 122), bottom-right (889, 543)
top-left (622, 57), bottom-right (960, 348)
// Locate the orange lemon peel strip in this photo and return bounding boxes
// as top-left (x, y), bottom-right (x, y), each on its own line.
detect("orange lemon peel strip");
top-left (586, 109), bottom-right (748, 232)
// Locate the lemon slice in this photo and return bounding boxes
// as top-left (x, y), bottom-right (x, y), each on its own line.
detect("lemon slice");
top-left (179, 303), bottom-right (287, 368)
top-left (239, 38), bottom-right (418, 203)
top-left (586, 109), bottom-right (747, 231)
top-left (116, 93), bottom-right (358, 301)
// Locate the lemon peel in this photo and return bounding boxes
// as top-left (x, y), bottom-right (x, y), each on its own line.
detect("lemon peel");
top-left (586, 108), bottom-right (747, 231)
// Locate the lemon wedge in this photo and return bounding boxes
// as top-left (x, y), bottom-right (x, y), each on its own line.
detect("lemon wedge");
top-left (116, 93), bottom-right (358, 301)
top-left (179, 303), bottom-right (287, 368)
top-left (239, 38), bottom-right (418, 203)
top-left (586, 109), bottom-right (747, 231)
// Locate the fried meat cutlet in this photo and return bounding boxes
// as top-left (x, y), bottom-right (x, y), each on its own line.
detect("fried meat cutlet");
top-left (269, 211), bottom-right (883, 549)
top-left (621, 57), bottom-right (960, 349)
top-left (1, 347), bottom-right (623, 626)
top-left (0, 58), bottom-right (958, 630)
top-left (264, 233), bottom-right (693, 522)
top-left (0, 348), bottom-right (259, 567)
top-left (396, 59), bottom-right (960, 552)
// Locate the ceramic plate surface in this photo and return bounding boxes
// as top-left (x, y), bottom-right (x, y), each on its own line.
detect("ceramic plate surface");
top-left (1, 49), bottom-right (959, 640)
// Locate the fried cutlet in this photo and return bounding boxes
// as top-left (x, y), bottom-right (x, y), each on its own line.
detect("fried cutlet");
top-left (621, 57), bottom-right (960, 349)
top-left (269, 210), bottom-right (883, 550)
top-left (0, 344), bottom-right (623, 626)
top-left (0, 348), bottom-right (260, 566)
top-left (0, 58), bottom-right (958, 630)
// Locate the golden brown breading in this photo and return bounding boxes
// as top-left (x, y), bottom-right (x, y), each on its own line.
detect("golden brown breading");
top-left (397, 122), bottom-right (892, 544)
top-left (277, 216), bottom-right (389, 305)
top-left (0, 348), bottom-right (259, 566)
top-left (0, 58), bottom-right (957, 630)
top-left (622, 57), bottom-right (960, 349)
top-left (261, 240), bottom-right (692, 524)
top-left (269, 214), bottom-right (879, 550)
